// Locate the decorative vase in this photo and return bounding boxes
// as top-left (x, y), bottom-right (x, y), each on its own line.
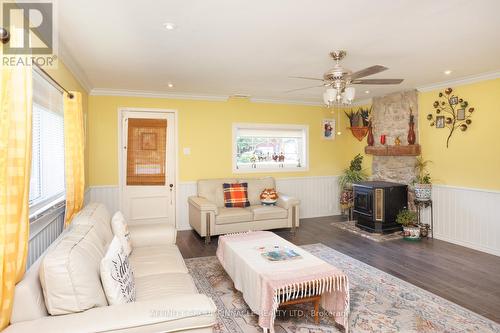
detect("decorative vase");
top-left (367, 125), bottom-right (374, 146)
top-left (403, 225), bottom-right (421, 240)
top-left (380, 134), bottom-right (386, 145)
top-left (415, 183), bottom-right (432, 201)
top-left (408, 114), bottom-right (416, 145)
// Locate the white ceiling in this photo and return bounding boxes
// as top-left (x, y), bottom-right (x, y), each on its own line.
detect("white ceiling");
top-left (59, 0), bottom-right (500, 103)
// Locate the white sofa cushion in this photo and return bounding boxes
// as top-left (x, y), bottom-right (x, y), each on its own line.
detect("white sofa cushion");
top-left (71, 202), bottom-right (113, 247)
top-left (215, 207), bottom-right (253, 225)
top-left (40, 224), bottom-right (108, 315)
top-left (100, 237), bottom-right (136, 305)
top-left (111, 211), bottom-right (132, 255)
top-left (248, 205), bottom-right (288, 221)
top-left (239, 177), bottom-right (276, 206)
top-left (128, 223), bottom-right (177, 248)
top-left (135, 273), bottom-right (198, 301)
top-left (129, 245), bottom-right (188, 277)
top-left (198, 178), bottom-right (237, 208)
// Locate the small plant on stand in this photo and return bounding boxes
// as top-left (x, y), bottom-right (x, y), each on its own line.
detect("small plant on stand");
top-left (413, 156), bottom-right (432, 201)
top-left (339, 154), bottom-right (368, 219)
top-left (396, 209), bottom-right (420, 240)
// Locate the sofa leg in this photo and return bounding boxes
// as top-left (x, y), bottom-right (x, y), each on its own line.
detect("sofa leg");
top-left (291, 206), bottom-right (297, 234)
top-left (205, 213), bottom-right (211, 244)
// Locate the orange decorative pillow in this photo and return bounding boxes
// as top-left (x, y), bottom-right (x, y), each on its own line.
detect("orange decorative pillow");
top-left (260, 188), bottom-right (279, 206)
top-left (223, 183), bottom-right (250, 208)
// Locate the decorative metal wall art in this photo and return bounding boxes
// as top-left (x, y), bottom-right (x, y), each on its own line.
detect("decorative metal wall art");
top-left (427, 87), bottom-right (476, 148)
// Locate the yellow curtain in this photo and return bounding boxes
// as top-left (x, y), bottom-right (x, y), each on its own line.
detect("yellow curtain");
top-left (0, 64), bottom-right (33, 329)
top-left (63, 92), bottom-right (85, 226)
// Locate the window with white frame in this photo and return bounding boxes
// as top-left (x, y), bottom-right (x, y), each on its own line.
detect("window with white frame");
top-left (233, 123), bottom-right (308, 172)
top-left (29, 70), bottom-right (65, 215)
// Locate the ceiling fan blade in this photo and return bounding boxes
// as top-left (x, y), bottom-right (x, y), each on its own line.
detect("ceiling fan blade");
top-left (284, 84), bottom-right (325, 93)
top-left (289, 76), bottom-right (325, 81)
top-left (348, 65), bottom-right (388, 80)
top-left (352, 78), bottom-right (404, 85)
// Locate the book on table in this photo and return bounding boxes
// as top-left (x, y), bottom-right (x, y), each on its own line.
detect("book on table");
top-left (261, 247), bottom-right (302, 261)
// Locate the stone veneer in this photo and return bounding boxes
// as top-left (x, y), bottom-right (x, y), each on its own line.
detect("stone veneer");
top-left (370, 90), bottom-right (418, 186)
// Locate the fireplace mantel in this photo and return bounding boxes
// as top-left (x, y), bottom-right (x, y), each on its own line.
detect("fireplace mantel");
top-left (365, 144), bottom-right (421, 156)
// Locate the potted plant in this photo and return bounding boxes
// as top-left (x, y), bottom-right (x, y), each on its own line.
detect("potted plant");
top-left (413, 156), bottom-right (432, 201)
top-left (396, 209), bottom-right (420, 240)
top-left (339, 154), bottom-right (368, 216)
top-left (359, 107), bottom-right (371, 127)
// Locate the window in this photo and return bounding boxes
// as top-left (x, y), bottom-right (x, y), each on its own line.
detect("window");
top-left (233, 123), bottom-right (308, 173)
top-left (29, 70), bottom-right (65, 215)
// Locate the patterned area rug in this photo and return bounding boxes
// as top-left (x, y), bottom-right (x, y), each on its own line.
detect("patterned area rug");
top-left (330, 220), bottom-right (403, 242)
top-left (185, 243), bottom-right (500, 333)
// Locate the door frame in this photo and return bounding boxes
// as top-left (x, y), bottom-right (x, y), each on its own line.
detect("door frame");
top-left (117, 107), bottom-right (179, 228)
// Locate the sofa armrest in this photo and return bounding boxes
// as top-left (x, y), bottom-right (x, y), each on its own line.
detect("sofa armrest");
top-left (188, 196), bottom-right (218, 214)
top-left (277, 193), bottom-right (300, 209)
top-left (128, 223), bottom-right (177, 247)
top-left (4, 294), bottom-right (216, 333)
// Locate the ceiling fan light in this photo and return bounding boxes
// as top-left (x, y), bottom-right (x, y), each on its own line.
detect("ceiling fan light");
top-left (326, 88), bottom-right (337, 102)
top-left (344, 87), bottom-right (355, 102)
top-left (323, 92), bottom-right (329, 105)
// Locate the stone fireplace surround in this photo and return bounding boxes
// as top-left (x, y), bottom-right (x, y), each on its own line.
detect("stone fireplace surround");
top-left (369, 89), bottom-right (419, 186)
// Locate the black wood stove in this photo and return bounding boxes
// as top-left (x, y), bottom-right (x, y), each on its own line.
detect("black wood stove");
top-left (353, 181), bottom-right (407, 234)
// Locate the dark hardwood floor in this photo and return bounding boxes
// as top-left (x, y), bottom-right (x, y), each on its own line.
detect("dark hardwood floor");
top-left (176, 215), bottom-right (500, 323)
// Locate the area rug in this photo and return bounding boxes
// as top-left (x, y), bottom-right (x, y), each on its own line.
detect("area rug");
top-left (330, 220), bottom-right (403, 242)
top-left (185, 243), bottom-right (500, 333)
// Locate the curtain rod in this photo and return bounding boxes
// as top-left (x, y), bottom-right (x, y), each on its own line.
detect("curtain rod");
top-left (1, 27), bottom-right (74, 99)
top-left (33, 64), bottom-right (74, 99)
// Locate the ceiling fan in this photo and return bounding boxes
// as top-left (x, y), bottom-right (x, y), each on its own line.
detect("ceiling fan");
top-left (288, 50), bottom-right (404, 106)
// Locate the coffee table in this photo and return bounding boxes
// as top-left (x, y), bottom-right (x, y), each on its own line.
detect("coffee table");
top-left (216, 231), bottom-right (349, 333)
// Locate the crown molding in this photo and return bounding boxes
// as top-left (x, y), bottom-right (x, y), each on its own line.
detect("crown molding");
top-left (90, 88), bottom-right (230, 102)
top-left (417, 71), bottom-right (500, 92)
top-left (249, 97), bottom-right (322, 106)
top-left (58, 42), bottom-right (93, 93)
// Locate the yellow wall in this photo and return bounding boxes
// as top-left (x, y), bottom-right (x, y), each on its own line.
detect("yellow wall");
top-left (419, 78), bottom-right (500, 190)
top-left (42, 62), bottom-right (89, 188)
top-left (88, 96), bottom-right (364, 185)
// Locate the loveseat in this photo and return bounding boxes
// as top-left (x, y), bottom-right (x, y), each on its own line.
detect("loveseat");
top-left (5, 203), bottom-right (217, 333)
top-left (188, 177), bottom-right (300, 243)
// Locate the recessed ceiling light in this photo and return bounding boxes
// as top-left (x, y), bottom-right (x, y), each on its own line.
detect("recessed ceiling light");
top-left (444, 70), bottom-right (452, 75)
top-left (163, 22), bottom-right (176, 30)
top-left (365, 90), bottom-right (370, 94)
top-left (167, 83), bottom-right (174, 88)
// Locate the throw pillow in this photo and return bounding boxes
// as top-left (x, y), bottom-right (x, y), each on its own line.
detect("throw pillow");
top-left (223, 182), bottom-right (250, 208)
top-left (111, 211), bottom-right (132, 255)
top-left (260, 188), bottom-right (279, 205)
top-left (100, 236), bottom-right (136, 305)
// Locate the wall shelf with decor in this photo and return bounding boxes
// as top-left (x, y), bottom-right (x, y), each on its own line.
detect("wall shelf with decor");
top-left (365, 144), bottom-right (421, 156)
top-left (347, 126), bottom-right (369, 141)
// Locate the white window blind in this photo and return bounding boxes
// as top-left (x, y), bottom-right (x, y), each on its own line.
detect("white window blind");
top-left (29, 70), bottom-right (65, 215)
top-left (233, 124), bottom-right (308, 173)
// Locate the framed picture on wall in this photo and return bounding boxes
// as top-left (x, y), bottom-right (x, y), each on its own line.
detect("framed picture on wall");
top-left (457, 108), bottom-right (466, 120)
top-left (322, 119), bottom-right (335, 140)
top-left (435, 115), bottom-right (445, 128)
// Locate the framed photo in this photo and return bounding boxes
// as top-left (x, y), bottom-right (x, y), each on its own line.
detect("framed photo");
top-left (449, 96), bottom-right (459, 105)
top-left (435, 116), bottom-right (445, 128)
top-left (322, 119), bottom-right (335, 140)
top-left (457, 108), bottom-right (466, 120)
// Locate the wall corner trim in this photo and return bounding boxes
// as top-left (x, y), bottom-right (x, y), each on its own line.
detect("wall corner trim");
top-left (416, 71), bottom-right (500, 92)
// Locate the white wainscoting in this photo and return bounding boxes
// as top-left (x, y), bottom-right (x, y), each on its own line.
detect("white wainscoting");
top-left (431, 185), bottom-right (500, 256)
top-left (85, 175), bottom-right (341, 231)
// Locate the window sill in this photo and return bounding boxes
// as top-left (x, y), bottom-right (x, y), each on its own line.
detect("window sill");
top-left (232, 167), bottom-right (309, 174)
top-left (29, 195), bottom-right (66, 221)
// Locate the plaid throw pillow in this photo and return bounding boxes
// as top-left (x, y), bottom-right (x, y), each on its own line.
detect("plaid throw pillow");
top-left (223, 183), bottom-right (250, 208)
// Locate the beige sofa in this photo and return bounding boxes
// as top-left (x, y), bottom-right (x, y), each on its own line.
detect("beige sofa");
top-left (188, 177), bottom-right (300, 243)
top-left (5, 203), bottom-right (217, 333)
